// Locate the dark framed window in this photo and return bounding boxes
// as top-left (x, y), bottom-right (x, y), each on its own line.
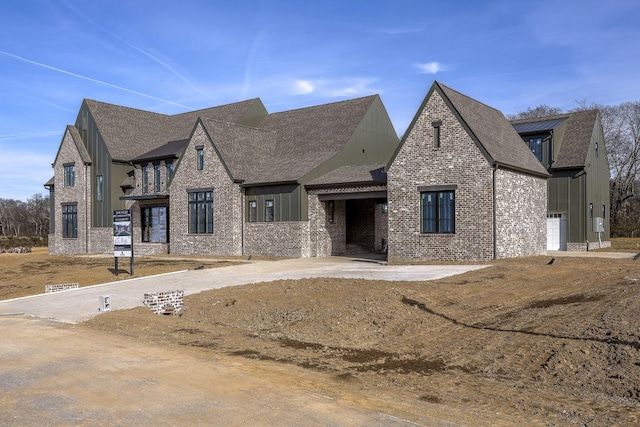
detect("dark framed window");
top-left (188, 190), bottom-right (213, 234)
top-left (64, 164), bottom-right (75, 187)
top-left (154, 164), bottom-right (161, 192)
top-left (142, 166), bottom-right (149, 193)
top-left (62, 203), bottom-right (77, 238)
top-left (421, 190), bottom-right (455, 234)
top-left (432, 120), bottom-right (442, 149)
top-left (166, 162), bottom-right (174, 181)
top-left (529, 138), bottom-right (543, 161)
top-left (602, 204), bottom-right (606, 219)
top-left (248, 200), bottom-right (257, 222)
top-left (196, 146), bottom-right (204, 170)
top-left (96, 175), bottom-right (103, 201)
top-left (142, 206), bottom-right (168, 243)
top-left (327, 200), bottom-right (335, 223)
top-left (265, 199), bottom-right (274, 222)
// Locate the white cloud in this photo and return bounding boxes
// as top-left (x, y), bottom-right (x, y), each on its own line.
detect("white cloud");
top-left (291, 80), bottom-right (315, 95)
top-left (290, 77), bottom-right (378, 98)
top-left (416, 62), bottom-right (446, 74)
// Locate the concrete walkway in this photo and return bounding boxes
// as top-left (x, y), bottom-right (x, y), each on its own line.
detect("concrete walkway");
top-left (0, 256), bottom-right (488, 324)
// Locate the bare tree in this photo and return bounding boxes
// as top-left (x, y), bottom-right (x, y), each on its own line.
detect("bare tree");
top-left (0, 193), bottom-right (50, 237)
top-left (507, 104), bottom-right (564, 120)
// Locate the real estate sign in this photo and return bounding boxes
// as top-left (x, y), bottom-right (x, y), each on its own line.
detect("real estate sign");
top-left (113, 209), bottom-right (132, 257)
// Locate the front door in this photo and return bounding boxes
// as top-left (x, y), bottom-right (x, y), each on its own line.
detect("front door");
top-left (547, 213), bottom-right (566, 251)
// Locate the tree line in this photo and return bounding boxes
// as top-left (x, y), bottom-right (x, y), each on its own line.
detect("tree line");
top-left (0, 194), bottom-right (49, 237)
top-left (509, 101), bottom-right (640, 238)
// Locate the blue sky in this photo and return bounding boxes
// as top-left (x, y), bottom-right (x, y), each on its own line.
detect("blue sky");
top-left (1, 0), bottom-right (639, 201)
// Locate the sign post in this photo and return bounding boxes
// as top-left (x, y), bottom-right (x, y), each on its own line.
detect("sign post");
top-left (113, 209), bottom-right (134, 276)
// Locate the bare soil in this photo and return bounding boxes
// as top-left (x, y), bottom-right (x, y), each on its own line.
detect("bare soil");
top-left (2, 249), bottom-right (640, 425)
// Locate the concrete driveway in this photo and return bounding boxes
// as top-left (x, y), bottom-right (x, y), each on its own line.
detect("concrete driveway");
top-left (0, 256), bottom-right (488, 323)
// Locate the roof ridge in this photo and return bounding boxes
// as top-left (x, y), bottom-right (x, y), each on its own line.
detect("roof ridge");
top-left (84, 98), bottom-right (169, 117)
top-left (435, 81), bottom-right (503, 115)
top-left (268, 94), bottom-right (377, 116)
top-left (509, 113), bottom-right (570, 124)
top-left (169, 98), bottom-right (261, 119)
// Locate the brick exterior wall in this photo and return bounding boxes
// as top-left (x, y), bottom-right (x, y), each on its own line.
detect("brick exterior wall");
top-left (494, 168), bottom-right (547, 258)
top-left (244, 222), bottom-right (310, 257)
top-left (49, 130), bottom-right (91, 255)
top-left (308, 194), bottom-right (346, 257)
top-left (387, 91), bottom-right (495, 262)
top-left (169, 124), bottom-right (243, 256)
top-left (308, 186), bottom-right (388, 257)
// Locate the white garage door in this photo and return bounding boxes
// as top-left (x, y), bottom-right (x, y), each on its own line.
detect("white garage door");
top-left (547, 213), bottom-right (567, 251)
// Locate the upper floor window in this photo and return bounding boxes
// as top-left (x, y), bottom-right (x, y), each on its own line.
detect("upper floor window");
top-left (432, 120), bottom-right (442, 149)
top-left (142, 166), bottom-right (149, 193)
top-left (248, 200), bottom-right (257, 222)
top-left (529, 138), bottom-right (543, 162)
top-left (166, 162), bottom-right (174, 181)
top-left (196, 146), bottom-right (204, 170)
top-left (188, 190), bottom-right (213, 234)
top-left (154, 164), bottom-right (161, 192)
top-left (62, 203), bottom-right (78, 238)
top-left (265, 199), bottom-right (274, 222)
top-left (96, 175), bottom-right (103, 201)
top-left (64, 164), bottom-right (75, 187)
top-left (421, 190), bottom-right (455, 234)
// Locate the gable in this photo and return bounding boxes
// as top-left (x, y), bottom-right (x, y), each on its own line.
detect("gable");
top-left (389, 82), bottom-right (549, 178)
top-left (53, 125), bottom-right (91, 167)
top-left (553, 110), bottom-right (599, 169)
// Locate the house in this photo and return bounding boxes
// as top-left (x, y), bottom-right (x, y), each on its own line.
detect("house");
top-left (46, 95), bottom-right (400, 258)
top-left (511, 110), bottom-right (611, 250)
top-left (386, 81), bottom-right (550, 261)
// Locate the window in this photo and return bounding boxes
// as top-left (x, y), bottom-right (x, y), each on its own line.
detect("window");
top-left (265, 199), bottom-right (274, 222)
top-left (327, 200), bottom-right (335, 223)
top-left (248, 200), bottom-right (257, 222)
top-left (142, 166), bottom-right (149, 193)
top-left (64, 164), bottom-right (75, 187)
top-left (154, 164), bottom-right (161, 192)
top-left (188, 190), bottom-right (213, 233)
top-left (421, 190), bottom-right (455, 234)
top-left (432, 120), bottom-right (442, 149)
top-left (529, 138), bottom-right (543, 162)
top-left (96, 175), bottom-right (103, 201)
top-left (602, 204), bottom-right (606, 219)
top-left (166, 162), bottom-right (174, 181)
top-left (142, 206), bottom-right (168, 243)
top-left (62, 204), bottom-right (77, 238)
top-left (196, 146), bottom-right (204, 170)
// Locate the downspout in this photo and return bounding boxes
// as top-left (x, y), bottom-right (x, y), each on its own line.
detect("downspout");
top-left (85, 164), bottom-right (89, 253)
top-left (493, 163), bottom-right (498, 260)
top-left (584, 169), bottom-right (589, 251)
top-left (241, 189), bottom-right (244, 256)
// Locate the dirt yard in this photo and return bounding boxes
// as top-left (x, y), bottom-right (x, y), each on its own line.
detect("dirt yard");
top-left (2, 248), bottom-right (640, 425)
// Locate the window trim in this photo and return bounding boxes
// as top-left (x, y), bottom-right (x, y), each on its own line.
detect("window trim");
top-left (188, 189), bottom-right (214, 234)
top-left (529, 137), bottom-right (543, 162)
top-left (196, 146), bottom-right (204, 170)
top-left (154, 164), bottom-right (161, 192)
top-left (142, 166), bottom-right (149, 193)
top-left (265, 199), bottom-right (274, 222)
top-left (62, 203), bottom-right (78, 238)
top-left (63, 163), bottom-right (75, 187)
top-left (248, 200), bottom-right (257, 222)
top-left (432, 120), bottom-right (442, 149)
top-left (420, 190), bottom-right (455, 234)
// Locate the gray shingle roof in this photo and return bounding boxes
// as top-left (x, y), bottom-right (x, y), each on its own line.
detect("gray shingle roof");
top-left (131, 139), bottom-right (189, 163)
top-left (199, 119), bottom-right (277, 182)
top-left (509, 110), bottom-right (598, 169)
top-left (437, 82), bottom-right (549, 177)
top-left (247, 95), bottom-right (378, 183)
top-left (85, 98), bottom-right (263, 162)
